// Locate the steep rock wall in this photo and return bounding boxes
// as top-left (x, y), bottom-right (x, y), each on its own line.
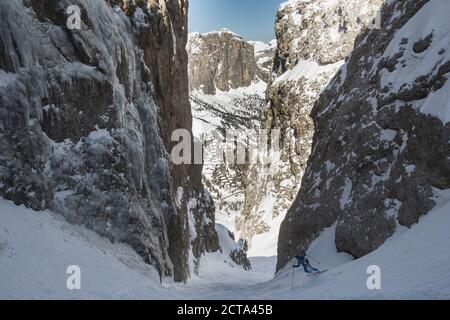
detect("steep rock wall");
top-left (0, 0), bottom-right (219, 282)
top-left (277, 0), bottom-right (450, 271)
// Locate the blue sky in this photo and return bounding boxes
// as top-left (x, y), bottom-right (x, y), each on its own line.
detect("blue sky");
top-left (188, 0), bottom-right (285, 42)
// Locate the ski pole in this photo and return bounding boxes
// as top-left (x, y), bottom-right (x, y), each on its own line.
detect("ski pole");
top-left (307, 254), bottom-right (321, 265)
top-left (291, 261), bottom-right (295, 290)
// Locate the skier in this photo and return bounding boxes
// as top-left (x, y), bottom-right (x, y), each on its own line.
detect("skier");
top-left (293, 250), bottom-right (320, 274)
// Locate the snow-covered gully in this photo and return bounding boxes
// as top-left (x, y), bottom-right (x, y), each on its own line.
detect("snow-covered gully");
top-left (1, 196), bottom-right (450, 299)
top-left (1, 0), bottom-right (450, 301)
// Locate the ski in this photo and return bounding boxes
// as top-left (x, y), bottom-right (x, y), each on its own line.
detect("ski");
top-left (308, 270), bottom-right (327, 276)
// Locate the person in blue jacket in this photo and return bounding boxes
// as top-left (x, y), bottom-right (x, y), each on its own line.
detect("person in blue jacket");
top-left (293, 250), bottom-right (320, 274)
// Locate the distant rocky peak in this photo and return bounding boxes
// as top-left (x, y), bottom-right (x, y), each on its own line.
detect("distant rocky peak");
top-left (187, 29), bottom-right (274, 94)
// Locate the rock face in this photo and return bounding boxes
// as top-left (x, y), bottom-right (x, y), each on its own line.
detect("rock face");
top-left (277, 0), bottom-right (450, 271)
top-left (0, 0), bottom-right (221, 282)
top-left (249, 40), bottom-right (277, 82)
top-left (242, 0), bottom-right (383, 246)
top-left (187, 29), bottom-right (267, 95)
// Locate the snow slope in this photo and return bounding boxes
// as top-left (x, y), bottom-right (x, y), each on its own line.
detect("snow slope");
top-left (272, 59), bottom-right (344, 85)
top-left (247, 212), bottom-right (285, 258)
top-left (268, 197), bottom-right (450, 299)
top-left (1, 195), bottom-right (449, 299)
top-left (0, 199), bottom-right (164, 299)
top-left (380, 0), bottom-right (450, 124)
top-left (0, 198), bottom-right (251, 299)
top-left (191, 80), bottom-right (266, 138)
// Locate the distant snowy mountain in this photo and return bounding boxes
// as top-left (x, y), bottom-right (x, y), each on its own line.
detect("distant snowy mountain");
top-left (187, 30), bottom-right (275, 244)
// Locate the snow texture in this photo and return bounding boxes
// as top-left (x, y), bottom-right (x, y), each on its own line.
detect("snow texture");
top-left (1, 196), bottom-right (449, 299)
